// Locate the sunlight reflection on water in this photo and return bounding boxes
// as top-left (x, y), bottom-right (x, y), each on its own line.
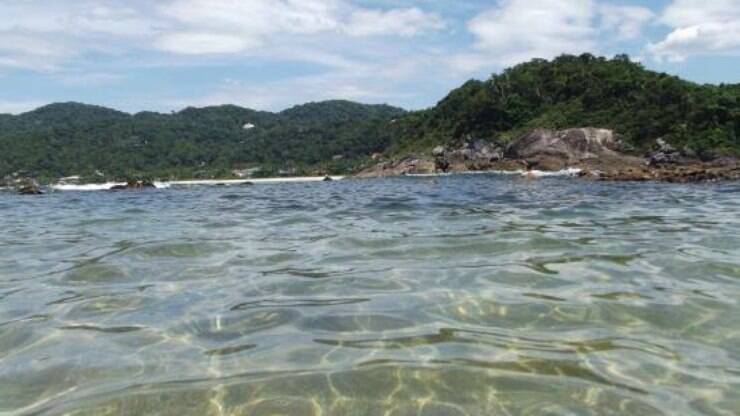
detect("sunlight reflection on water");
top-left (1, 175), bottom-right (739, 415)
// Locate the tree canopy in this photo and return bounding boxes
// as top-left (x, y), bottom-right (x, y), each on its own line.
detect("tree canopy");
top-left (0, 100), bottom-right (404, 181)
top-left (389, 54), bottom-right (739, 158)
top-left (1, 54), bottom-right (738, 181)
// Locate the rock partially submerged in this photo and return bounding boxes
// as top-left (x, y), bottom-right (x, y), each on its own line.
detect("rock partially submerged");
top-left (110, 179), bottom-right (157, 191)
top-left (18, 184), bottom-right (44, 195)
top-left (579, 160), bottom-right (740, 183)
top-left (14, 178), bottom-right (44, 195)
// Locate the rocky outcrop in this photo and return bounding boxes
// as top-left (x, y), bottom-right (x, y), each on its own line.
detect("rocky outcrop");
top-left (110, 179), bottom-right (157, 190)
top-left (579, 161), bottom-right (740, 183)
top-left (505, 128), bottom-right (623, 170)
top-left (356, 156), bottom-right (436, 177)
top-left (355, 126), bottom-right (740, 183)
top-left (18, 184), bottom-right (44, 195)
top-left (15, 179), bottom-right (44, 195)
top-left (647, 138), bottom-right (685, 166)
top-left (433, 139), bottom-right (504, 172)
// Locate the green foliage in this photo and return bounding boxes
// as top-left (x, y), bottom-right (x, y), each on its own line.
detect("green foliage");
top-left (388, 54), bottom-right (740, 156)
top-left (1, 55), bottom-right (738, 181)
top-left (0, 100), bottom-right (404, 180)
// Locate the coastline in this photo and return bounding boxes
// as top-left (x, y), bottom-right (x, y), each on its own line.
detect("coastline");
top-left (357, 128), bottom-right (740, 183)
top-left (49, 176), bottom-right (345, 191)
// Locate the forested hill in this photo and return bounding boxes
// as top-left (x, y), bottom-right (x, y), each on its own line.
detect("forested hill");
top-left (389, 54), bottom-right (740, 158)
top-left (1, 54), bottom-right (739, 181)
top-left (0, 100), bottom-right (405, 180)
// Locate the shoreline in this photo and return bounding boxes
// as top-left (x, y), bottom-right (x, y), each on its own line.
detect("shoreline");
top-left (5, 164), bottom-right (740, 194)
top-left (50, 176), bottom-right (345, 191)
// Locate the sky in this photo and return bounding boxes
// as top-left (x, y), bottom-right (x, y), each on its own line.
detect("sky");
top-left (0, 0), bottom-right (739, 114)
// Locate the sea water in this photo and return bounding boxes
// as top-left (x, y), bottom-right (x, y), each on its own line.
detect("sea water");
top-left (1, 174), bottom-right (739, 415)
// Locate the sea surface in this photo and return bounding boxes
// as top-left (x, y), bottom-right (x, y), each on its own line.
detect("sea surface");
top-left (1, 174), bottom-right (739, 415)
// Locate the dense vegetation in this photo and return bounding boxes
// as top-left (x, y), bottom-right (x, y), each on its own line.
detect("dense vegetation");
top-left (1, 54), bottom-right (738, 182)
top-left (390, 54), bottom-right (740, 158)
top-left (0, 101), bottom-right (404, 181)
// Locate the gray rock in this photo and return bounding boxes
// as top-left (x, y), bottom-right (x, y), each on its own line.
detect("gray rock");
top-left (648, 138), bottom-right (684, 166)
top-left (649, 152), bottom-right (682, 166)
top-left (656, 138), bottom-right (676, 153)
top-left (451, 139), bottom-right (502, 162)
top-left (506, 128), bottom-right (622, 163)
top-left (681, 146), bottom-right (698, 159)
top-left (18, 185), bottom-right (43, 195)
top-left (16, 178), bottom-right (43, 195)
top-left (430, 139), bottom-right (504, 173)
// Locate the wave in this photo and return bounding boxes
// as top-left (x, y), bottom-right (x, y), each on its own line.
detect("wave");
top-left (407, 169), bottom-right (582, 178)
top-left (50, 177), bottom-right (344, 191)
top-left (170, 176), bottom-right (343, 186)
top-left (528, 168), bottom-right (582, 177)
top-left (51, 182), bottom-right (171, 191)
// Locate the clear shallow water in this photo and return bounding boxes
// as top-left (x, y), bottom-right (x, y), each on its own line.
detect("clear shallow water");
top-left (1, 175), bottom-right (739, 416)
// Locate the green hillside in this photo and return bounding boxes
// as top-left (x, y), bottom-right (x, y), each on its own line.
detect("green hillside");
top-left (1, 54), bottom-right (738, 182)
top-left (389, 54), bottom-right (739, 158)
top-left (0, 100), bottom-right (404, 181)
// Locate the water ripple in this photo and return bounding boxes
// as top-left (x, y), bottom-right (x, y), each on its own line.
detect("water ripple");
top-left (1, 175), bottom-right (739, 415)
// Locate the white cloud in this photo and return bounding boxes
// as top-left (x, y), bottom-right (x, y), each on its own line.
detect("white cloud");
top-left (453, 0), bottom-right (598, 72)
top-left (166, 49), bottom-right (455, 111)
top-left (345, 8), bottom-right (445, 37)
top-left (599, 4), bottom-right (655, 39)
top-left (0, 1), bottom-right (156, 70)
top-left (0, 0), bottom-right (444, 67)
top-left (172, 73), bottom-right (383, 111)
top-left (155, 0), bottom-right (443, 55)
top-left (648, 0), bottom-right (740, 61)
top-left (154, 33), bottom-right (258, 55)
top-left (0, 34), bottom-right (77, 71)
top-left (154, 0), bottom-right (341, 54)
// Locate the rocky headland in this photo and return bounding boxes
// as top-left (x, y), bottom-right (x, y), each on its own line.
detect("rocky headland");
top-left (357, 128), bottom-right (740, 183)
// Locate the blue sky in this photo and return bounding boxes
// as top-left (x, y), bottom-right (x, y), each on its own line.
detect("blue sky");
top-left (1, 0), bottom-right (738, 114)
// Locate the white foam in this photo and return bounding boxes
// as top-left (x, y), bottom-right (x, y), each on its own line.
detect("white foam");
top-left (51, 183), bottom-right (120, 191)
top-left (407, 169), bottom-right (582, 178)
top-left (169, 176), bottom-right (343, 186)
top-left (51, 182), bottom-right (171, 191)
top-left (50, 177), bottom-right (342, 191)
top-left (526, 168), bottom-right (582, 177)
top-left (407, 170), bottom-right (522, 178)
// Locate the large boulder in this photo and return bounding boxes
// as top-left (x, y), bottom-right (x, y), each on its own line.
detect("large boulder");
top-left (433, 139), bottom-right (503, 172)
top-left (449, 139), bottom-right (503, 163)
top-left (506, 128), bottom-right (622, 169)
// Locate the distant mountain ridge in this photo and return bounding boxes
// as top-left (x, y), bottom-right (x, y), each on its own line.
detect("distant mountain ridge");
top-left (1, 54), bottom-right (738, 181)
top-left (0, 100), bottom-right (405, 180)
